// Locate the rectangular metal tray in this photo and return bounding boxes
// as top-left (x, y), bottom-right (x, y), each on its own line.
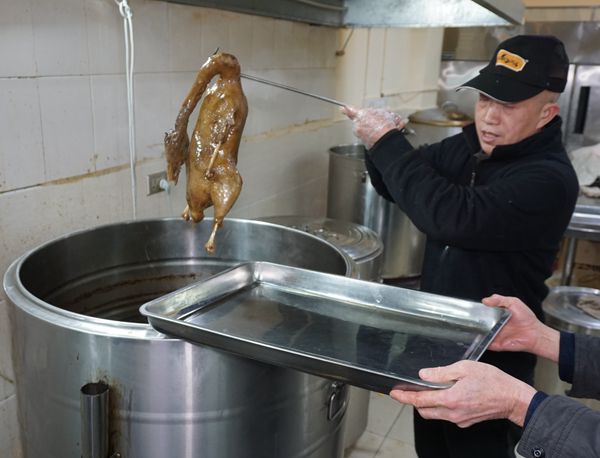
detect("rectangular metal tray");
top-left (140, 262), bottom-right (510, 393)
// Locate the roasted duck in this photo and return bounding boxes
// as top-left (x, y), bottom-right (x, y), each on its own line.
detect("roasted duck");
top-left (165, 52), bottom-right (248, 253)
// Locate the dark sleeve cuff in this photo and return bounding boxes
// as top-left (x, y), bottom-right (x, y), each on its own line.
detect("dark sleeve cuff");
top-left (558, 331), bottom-right (575, 384)
top-left (368, 128), bottom-right (404, 152)
top-left (523, 391), bottom-right (548, 428)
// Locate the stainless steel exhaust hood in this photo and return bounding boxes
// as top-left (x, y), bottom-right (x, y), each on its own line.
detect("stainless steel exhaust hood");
top-left (344, 0), bottom-right (523, 27)
top-left (165, 0), bottom-right (524, 27)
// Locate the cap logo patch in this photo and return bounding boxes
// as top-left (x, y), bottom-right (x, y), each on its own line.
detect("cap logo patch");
top-left (495, 49), bottom-right (527, 72)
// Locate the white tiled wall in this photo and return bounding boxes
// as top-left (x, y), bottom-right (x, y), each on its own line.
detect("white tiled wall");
top-left (0, 0), bottom-right (443, 455)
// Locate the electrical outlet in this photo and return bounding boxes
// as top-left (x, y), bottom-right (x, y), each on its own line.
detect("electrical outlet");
top-left (147, 171), bottom-right (168, 195)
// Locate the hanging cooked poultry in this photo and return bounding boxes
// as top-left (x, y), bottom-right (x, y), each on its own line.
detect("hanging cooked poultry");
top-left (165, 52), bottom-right (248, 253)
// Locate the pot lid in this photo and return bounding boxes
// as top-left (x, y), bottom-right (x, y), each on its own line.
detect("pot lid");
top-left (408, 105), bottom-right (472, 128)
top-left (542, 286), bottom-right (600, 334)
top-left (258, 216), bottom-right (383, 263)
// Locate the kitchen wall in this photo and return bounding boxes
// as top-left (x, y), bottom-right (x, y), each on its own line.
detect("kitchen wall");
top-left (0, 0), bottom-right (443, 455)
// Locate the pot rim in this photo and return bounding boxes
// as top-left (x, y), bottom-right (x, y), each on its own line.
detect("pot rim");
top-left (3, 217), bottom-right (356, 340)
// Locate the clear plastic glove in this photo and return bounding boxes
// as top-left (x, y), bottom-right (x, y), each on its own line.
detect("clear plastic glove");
top-left (390, 360), bottom-right (537, 428)
top-left (341, 106), bottom-right (406, 149)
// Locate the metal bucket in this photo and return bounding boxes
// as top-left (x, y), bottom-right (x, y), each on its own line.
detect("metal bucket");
top-left (535, 286), bottom-right (600, 410)
top-left (256, 215), bottom-right (383, 449)
top-left (3, 218), bottom-right (355, 458)
top-left (327, 144), bottom-right (426, 279)
top-left (257, 215), bottom-right (383, 281)
top-left (406, 105), bottom-right (471, 147)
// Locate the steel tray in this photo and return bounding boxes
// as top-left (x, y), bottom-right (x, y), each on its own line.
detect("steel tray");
top-left (140, 262), bottom-right (510, 393)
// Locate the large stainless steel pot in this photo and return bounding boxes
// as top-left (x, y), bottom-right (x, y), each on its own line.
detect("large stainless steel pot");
top-left (3, 218), bottom-right (355, 458)
top-left (257, 215), bottom-right (383, 281)
top-left (256, 215), bottom-right (383, 450)
top-left (535, 286), bottom-right (600, 411)
top-left (327, 144), bottom-right (425, 279)
top-left (407, 104), bottom-right (472, 147)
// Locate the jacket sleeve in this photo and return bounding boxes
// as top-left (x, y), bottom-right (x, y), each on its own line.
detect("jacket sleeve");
top-left (366, 130), bottom-right (577, 251)
top-left (569, 334), bottom-right (600, 399)
top-left (517, 396), bottom-right (600, 458)
top-left (364, 129), bottom-right (413, 202)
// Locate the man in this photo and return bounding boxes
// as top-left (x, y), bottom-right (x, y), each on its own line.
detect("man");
top-left (390, 294), bottom-right (600, 458)
top-left (342, 35), bottom-right (579, 457)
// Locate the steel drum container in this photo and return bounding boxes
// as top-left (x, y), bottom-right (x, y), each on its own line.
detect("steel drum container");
top-left (256, 215), bottom-right (383, 449)
top-left (407, 105), bottom-right (472, 147)
top-left (543, 286), bottom-right (600, 335)
top-left (3, 218), bottom-right (355, 458)
top-left (535, 286), bottom-right (600, 410)
top-left (327, 144), bottom-right (425, 279)
top-left (257, 216), bottom-right (383, 281)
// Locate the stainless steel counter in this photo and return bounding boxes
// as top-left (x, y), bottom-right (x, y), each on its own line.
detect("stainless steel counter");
top-left (561, 196), bottom-right (600, 285)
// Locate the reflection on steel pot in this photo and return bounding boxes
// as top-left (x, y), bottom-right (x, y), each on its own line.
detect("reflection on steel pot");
top-left (256, 215), bottom-right (382, 450)
top-left (535, 286), bottom-right (600, 413)
top-left (406, 103), bottom-right (472, 147)
top-left (327, 144), bottom-right (425, 279)
top-left (3, 218), bottom-right (354, 458)
top-left (257, 215), bottom-right (383, 281)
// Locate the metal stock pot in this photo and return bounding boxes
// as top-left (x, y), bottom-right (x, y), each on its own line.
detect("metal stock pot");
top-left (3, 218), bottom-right (355, 458)
top-left (407, 104), bottom-right (472, 146)
top-left (327, 144), bottom-right (425, 279)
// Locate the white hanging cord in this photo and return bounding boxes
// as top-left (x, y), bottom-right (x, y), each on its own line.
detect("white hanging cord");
top-left (115, 0), bottom-right (137, 219)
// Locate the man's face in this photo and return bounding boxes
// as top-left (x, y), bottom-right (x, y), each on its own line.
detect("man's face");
top-left (474, 92), bottom-right (558, 155)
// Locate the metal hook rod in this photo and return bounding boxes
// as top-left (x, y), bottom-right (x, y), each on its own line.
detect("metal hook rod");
top-left (240, 73), bottom-right (347, 107)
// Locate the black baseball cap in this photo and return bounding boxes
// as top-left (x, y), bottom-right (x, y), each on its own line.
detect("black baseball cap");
top-left (458, 35), bottom-right (569, 103)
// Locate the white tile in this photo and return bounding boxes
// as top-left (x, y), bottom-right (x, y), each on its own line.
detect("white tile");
top-left (381, 28), bottom-right (443, 96)
top-left (272, 19), bottom-right (307, 69)
top-left (227, 12), bottom-right (254, 69)
top-left (0, 395), bottom-right (22, 458)
top-left (234, 129), bottom-right (331, 210)
top-left (133, 72), bottom-right (173, 160)
top-left (168, 71), bottom-right (198, 118)
top-left (31, 0), bottom-right (89, 76)
top-left (334, 28), bottom-right (369, 108)
top-left (288, 22), bottom-right (310, 69)
top-left (0, 0), bottom-right (36, 77)
top-left (167, 2), bottom-right (205, 72)
top-left (132, 0), bottom-right (169, 73)
top-left (365, 392), bottom-right (402, 437)
top-left (307, 24), bottom-right (338, 69)
top-left (85, 0), bottom-right (126, 75)
top-left (250, 15), bottom-right (275, 71)
top-left (242, 68), bottom-right (335, 135)
top-left (0, 301), bottom-right (15, 385)
top-left (90, 74), bottom-right (129, 169)
top-left (345, 431), bottom-right (385, 458)
top-left (38, 76), bottom-right (95, 180)
top-left (364, 28), bottom-right (385, 100)
top-left (375, 436), bottom-right (418, 458)
top-left (231, 176), bottom-right (328, 220)
top-left (387, 403), bottom-right (414, 445)
top-left (0, 171), bottom-right (132, 281)
top-left (198, 8), bottom-right (232, 63)
top-left (0, 78), bottom-right (45, 191)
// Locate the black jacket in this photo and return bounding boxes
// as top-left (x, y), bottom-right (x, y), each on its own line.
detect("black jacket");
top-left (366, 117), bottom-right (578, 379)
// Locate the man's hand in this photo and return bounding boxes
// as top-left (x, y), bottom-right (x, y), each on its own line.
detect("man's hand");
top-left (484, 294), bottom-right (560, 362)
top-left (341, 106), bottom-right (405, 149)
top-left (390, 360), bottom-right (537, 428)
